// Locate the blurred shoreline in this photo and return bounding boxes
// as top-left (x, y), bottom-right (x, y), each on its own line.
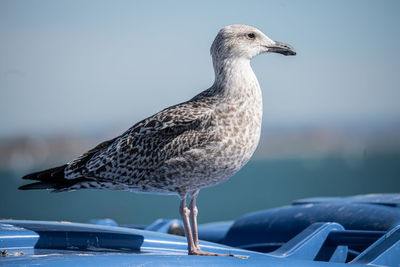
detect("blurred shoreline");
top-left (1, 121), bottom-right (399, 173)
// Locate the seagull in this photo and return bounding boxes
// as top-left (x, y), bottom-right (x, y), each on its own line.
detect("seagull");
top-left (19, 24), bottom-right (296, 256)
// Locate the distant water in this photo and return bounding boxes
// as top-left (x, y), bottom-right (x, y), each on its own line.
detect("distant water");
top-left (1, 155), bottom-right (399, 225)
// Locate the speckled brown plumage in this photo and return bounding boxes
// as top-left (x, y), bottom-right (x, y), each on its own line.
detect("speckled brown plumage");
top-left (20, 24), bottom-right (296, 256)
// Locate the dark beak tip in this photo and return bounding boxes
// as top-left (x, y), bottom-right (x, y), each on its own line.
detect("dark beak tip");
top-left (275, 48), bottom-right (297, 56)
top-left (282, 46), bottom-right (296, 56)
top-left (270, 41), bottom-right (296, 56)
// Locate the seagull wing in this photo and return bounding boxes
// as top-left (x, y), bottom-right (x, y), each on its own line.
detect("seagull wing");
top-left (64, 100), bottom-right (216, 184)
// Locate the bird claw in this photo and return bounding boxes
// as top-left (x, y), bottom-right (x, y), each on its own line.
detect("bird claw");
top-left (188, 249), bottom-right (248, 259)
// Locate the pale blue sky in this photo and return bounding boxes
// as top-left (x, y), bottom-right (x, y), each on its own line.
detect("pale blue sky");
top-left (1, 0), bottom-right (399, 137)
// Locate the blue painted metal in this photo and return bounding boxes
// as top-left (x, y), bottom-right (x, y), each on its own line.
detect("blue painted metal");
top-left (1, 194), bottom-right (399, 266)
top-left (87, 218), bottom-right (119, 227)
top-left (0, 220), bottom-right (352, 266)
top-left (350, 225), bottom-right (400, 266)
top-left (145, 218), bottom-right (183, 233)
top-left (293, 194), bottom-right (400, 208)
top-left (270, 222), bottom-right (347, 262)
top-left (197, 221), bottom-right (234, 244)
top-left (219, 195), bottom-right (400, 256)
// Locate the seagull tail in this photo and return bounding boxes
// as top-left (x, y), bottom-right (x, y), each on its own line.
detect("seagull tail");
top-left (19, 165), bottom-right (89, 191)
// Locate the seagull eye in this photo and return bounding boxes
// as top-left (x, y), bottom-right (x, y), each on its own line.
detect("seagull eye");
top-left (247, 33), bottom-right (255, 39)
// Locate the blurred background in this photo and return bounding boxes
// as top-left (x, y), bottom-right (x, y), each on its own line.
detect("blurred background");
top-left (0, 0), bottom-right (399, 225)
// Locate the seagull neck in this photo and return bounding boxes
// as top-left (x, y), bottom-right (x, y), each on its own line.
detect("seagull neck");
top-left (212, 57), bottom-right (259, 98)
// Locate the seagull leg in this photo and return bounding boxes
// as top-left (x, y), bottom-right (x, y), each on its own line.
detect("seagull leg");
top-left (179, 194), bottom-right (196, 254)
top-left (187, 190), bottom-right (235, 257)
top-left (189, 189), bottom-right (201, 251)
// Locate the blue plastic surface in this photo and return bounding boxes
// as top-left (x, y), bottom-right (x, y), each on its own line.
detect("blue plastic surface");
top-left (270, 222), bottom-right (347, 262)
top-left (0, 220), bottom-right (355, 266)
top-left (220, 194), bottom-right (400, 255)
top-left (1, 194), bottom-right (399, 266)
top-left (351, 225), bottom-right (400, 266)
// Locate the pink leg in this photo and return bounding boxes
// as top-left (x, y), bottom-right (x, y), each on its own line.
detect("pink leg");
top-left (179, 195), bottom-right (196, 254)
top-left (189, 190), bottom-right (201, 250)
top-left (184, 190), bottom-right (236, 257)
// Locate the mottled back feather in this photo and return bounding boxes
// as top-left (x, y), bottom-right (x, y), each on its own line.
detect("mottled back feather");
top-left (19, 24), bottom-right (295, 196)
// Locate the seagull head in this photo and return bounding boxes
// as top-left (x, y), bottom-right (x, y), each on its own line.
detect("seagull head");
top-left (210, 24), bottom-right (296, 61)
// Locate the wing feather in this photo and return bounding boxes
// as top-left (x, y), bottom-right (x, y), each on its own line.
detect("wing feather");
top-left (64, 99), bottom-right (216, 182)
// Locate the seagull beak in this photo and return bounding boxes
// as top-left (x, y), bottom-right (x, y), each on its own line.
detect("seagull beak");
top-left (266, 41), bottom-right (296, 56)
